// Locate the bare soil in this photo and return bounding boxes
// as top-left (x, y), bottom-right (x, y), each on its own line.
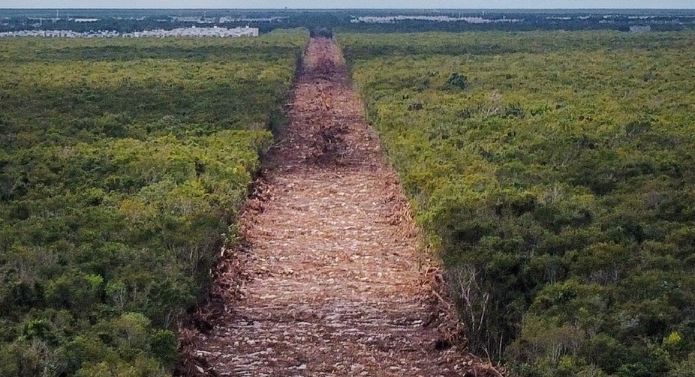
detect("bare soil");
top-left (180, 38), bottom-right (492, 377)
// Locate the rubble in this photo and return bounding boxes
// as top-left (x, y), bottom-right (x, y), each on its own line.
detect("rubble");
top-left (178, 37), bottom-right (499, 376)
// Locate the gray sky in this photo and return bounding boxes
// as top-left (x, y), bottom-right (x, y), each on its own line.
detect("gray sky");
top-left (2, 0), bottom-right (694, 8)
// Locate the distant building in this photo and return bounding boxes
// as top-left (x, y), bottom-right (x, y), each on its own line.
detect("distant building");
top-left (0, 26), bottom-right (260, 38)
top-left (351, 15), bottom-right (521, 24)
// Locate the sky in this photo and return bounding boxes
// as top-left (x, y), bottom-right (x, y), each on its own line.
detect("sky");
top-left (1, 0), bottom-right (694, 9)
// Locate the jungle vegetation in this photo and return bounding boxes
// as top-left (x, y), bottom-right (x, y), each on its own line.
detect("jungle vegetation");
top-left (0, 30), bottom-right (307, 376)
top-left (341, 31), bottom-right (695, 377)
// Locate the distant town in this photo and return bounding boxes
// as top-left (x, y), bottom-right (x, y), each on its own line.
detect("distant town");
top-left (0, 26), bottom-right (259, 38)
top-left (0, 8), bottom-right (693, 35)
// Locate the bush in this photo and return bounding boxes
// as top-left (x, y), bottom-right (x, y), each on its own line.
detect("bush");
top-left (446, 72), bottom-right (469, 90)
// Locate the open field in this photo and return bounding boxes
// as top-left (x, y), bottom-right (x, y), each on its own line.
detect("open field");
top-left (0, 30), bottom-right (307, 376)
top-left (341, 31), bottom-right (695, 376)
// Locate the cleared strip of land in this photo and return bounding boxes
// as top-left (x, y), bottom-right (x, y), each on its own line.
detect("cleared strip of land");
top-left (186, 38), bottom-right (478, 376)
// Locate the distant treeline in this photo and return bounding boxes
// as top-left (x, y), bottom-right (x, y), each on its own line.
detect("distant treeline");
top-left (1, 9), bottom-right (694, 33)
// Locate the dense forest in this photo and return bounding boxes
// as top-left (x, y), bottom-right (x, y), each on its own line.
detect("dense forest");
top-left (0, 30), bottom-right (307, 376)
top-left (340, 31), bottom-right (695, 376)
top-left (2, 11), bottom-right (695, 376)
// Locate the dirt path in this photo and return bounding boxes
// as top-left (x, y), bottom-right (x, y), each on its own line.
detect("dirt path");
top-left (185, 38), bottom-right (472, 377)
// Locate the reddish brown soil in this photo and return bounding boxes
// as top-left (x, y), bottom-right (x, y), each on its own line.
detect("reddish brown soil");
top-left (181, 38), bottom-right (492, 377)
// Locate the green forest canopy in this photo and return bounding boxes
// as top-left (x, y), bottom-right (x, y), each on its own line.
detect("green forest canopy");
top-left (2, 25), bottom-right (694, 377)
top-left (340, 30), bottom-right (695, 377)
top-left (0, 30), bottom-right (307, 376)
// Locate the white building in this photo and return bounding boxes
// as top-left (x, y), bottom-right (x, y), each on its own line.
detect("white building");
top-left (0, 26), bottom-right (259, 38)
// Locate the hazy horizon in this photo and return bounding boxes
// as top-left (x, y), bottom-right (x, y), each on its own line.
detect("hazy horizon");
top-left (2, 0), bottom-right (694, 10)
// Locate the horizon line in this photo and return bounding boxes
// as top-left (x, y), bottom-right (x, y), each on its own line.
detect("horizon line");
top-left (2, 7), bottom-right (695, 10)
